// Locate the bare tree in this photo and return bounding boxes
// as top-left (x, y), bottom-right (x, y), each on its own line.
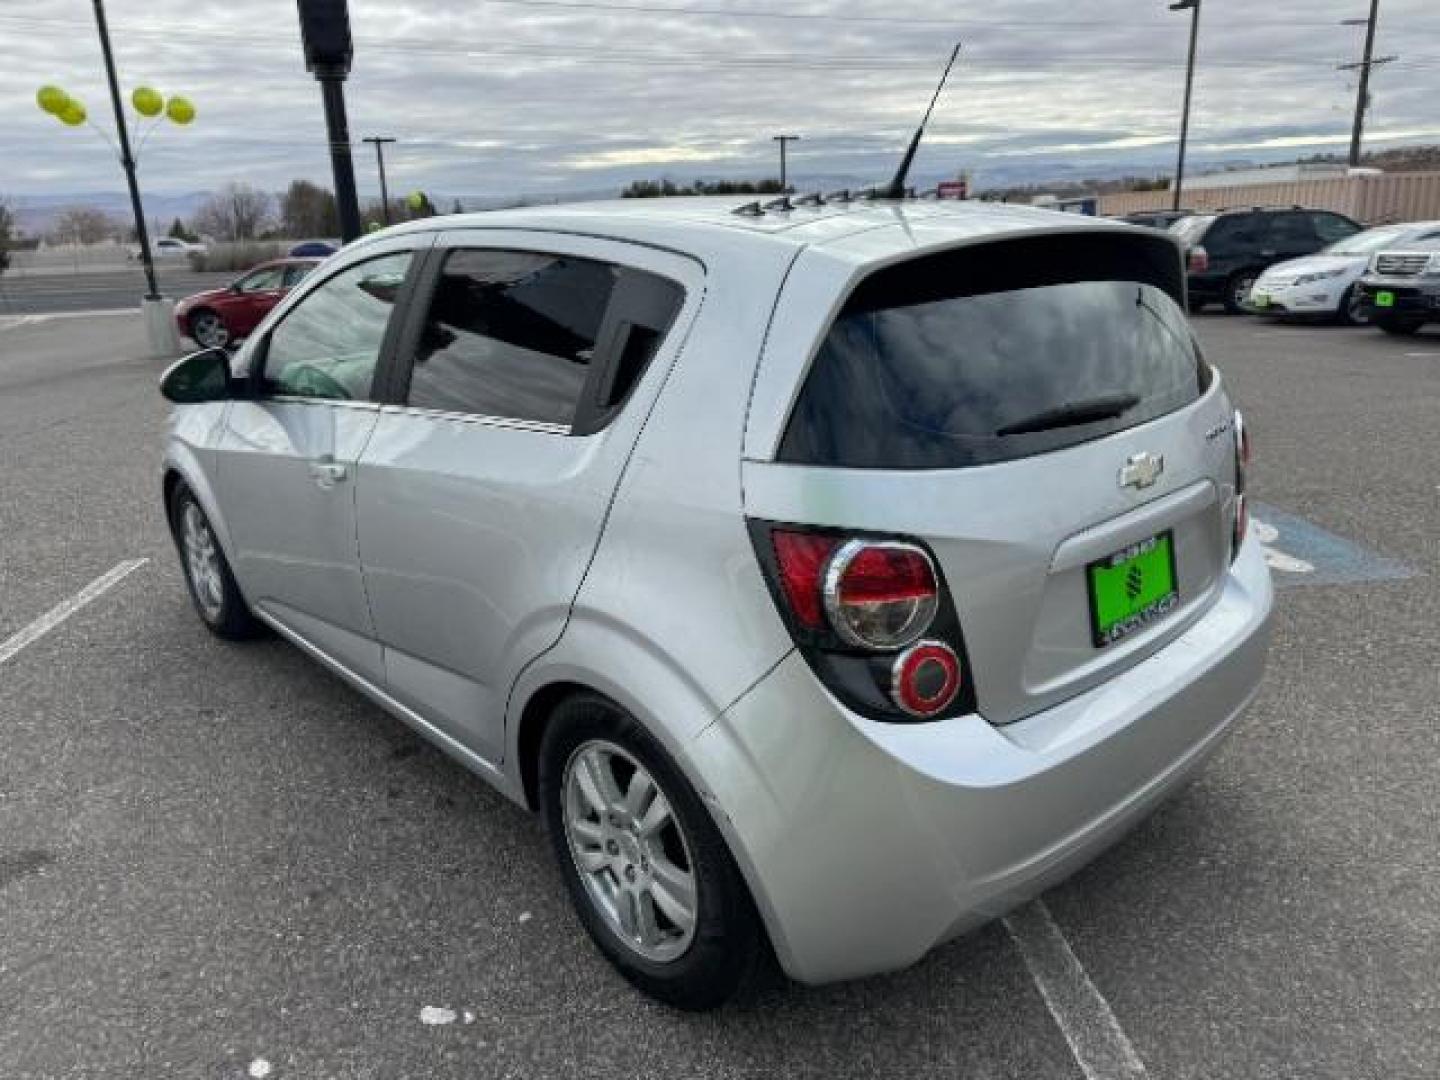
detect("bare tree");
top-left (280, 179), bottom-right (339, 238)
top-left (193, 183), bottom-right (275, 242)
top-left (51, 206), bottom-right (121, 245)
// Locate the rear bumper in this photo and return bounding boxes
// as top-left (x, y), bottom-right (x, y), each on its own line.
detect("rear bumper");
top-left (689, 535), bottom-right (1273, 985)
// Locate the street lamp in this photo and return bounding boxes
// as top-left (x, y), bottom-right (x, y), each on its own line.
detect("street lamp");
top-left (1169, 0), bottom-right (1201, 212)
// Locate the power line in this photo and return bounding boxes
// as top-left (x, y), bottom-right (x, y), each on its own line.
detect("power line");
top-left (1, 15), bottom-right (1418, 74)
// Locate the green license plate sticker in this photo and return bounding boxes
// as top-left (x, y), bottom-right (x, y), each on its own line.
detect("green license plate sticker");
top-left (1376, 291), bottom-right (1396, 308)
top-left (1087, 531), bottom-right (1179, 647)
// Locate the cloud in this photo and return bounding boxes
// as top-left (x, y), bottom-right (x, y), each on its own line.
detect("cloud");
top-left (2, 0), bottom-right (1437, 199)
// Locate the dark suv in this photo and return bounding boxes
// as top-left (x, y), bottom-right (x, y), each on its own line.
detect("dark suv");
top-left (1172, 207), bottom-right (1361, 313)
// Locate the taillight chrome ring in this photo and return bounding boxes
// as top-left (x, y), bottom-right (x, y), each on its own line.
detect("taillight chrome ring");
top-left (890, 639), bottom-right (962, 718)
top-left (821, 539), bottom-right (939, 650)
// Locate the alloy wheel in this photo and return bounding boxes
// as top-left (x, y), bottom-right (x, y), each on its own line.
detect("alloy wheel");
top-left (562, 739), bottom-right (698, 963)
top-left (181, 502), bottom-right (225, 621)
top-left (191, 312), bottom-right (230, 349)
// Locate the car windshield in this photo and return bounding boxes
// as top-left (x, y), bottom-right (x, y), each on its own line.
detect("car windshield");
top-left (1170, 215), bottom-right (1214, 241)
top-left (1327, 225), bottom-right (1424, 255)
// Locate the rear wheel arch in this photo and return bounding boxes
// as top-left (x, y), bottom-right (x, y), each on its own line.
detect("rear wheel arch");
top-left (516, 679), bottom-right (592, 811)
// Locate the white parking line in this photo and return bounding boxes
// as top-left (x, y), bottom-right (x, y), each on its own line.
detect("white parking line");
top-left (0, 559), bottom-right (149, 666)
top-left (1004, 900), bottom-right (1149, 1080)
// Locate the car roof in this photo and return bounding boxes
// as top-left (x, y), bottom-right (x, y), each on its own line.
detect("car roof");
top-left (357, 196), bottom-right (1146, 265)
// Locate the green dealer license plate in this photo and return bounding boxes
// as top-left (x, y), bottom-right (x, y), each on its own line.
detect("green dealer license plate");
top-left (1086, 531), bottom-right (1179, 647)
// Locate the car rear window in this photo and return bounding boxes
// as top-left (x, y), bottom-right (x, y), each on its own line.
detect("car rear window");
top-left (778, 238), bottom-right (1209, 470)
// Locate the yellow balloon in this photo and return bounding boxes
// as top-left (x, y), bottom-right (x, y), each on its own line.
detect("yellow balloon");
top-left (132, 86), bottom-right (163, 117)
top-left (165, 95), bottom-right (195, 125)
top-left (406, 191), bottom-right (425, 210)
top-left (36, 85), bottom-right (69, 115)
top-left (59, 100), bottom-right (87, 127)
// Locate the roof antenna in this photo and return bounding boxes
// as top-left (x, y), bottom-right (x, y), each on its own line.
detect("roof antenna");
top-left (885, 41), bottom-right (962, 200)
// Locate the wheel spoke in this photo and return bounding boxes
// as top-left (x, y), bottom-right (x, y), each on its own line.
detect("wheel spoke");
top-left (648, 857), bottom-right (696, 931)
top-left (575, 751), bottom-right (621, 816)
top-left (637, 791), bottom-right (672, 837)
top-left (623, 769), bottom-right (655, 820)
top-left (633, 889), bottom-right (662, 948)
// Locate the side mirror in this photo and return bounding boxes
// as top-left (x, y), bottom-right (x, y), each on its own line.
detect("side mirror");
top-left (159, 348), bottom-right (235, 403)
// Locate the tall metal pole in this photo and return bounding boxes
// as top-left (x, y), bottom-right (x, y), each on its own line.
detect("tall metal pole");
top-left (363, 136), bottom-right (396, 224)
top-left (1346, 0), bottom-right (1383, 166)
top-left (318, 78), bottom-right (362, 241)
top-left (92, 0), bottom-right (158, 299)
top-left (1170, 0), bottom-right (1201, 213)
top-left (773, 135), bottom-right (799, 192)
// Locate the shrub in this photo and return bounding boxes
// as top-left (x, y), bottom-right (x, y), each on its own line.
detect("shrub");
top-left (188, 241), bottom-right (287, 273)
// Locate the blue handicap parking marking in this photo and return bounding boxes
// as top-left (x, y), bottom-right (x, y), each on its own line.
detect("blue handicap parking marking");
top-left (1250, 502), bottom-right (1418, 588)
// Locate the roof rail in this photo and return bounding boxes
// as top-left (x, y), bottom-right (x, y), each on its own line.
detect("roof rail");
top-left (826, 188), bottom-right (853, 203)
top-left (731, 201), bottom-right (763, 217)
top-left (762, 196), bottom-right (794, 213)
top-left (793, 192), bottom-right (825, 207)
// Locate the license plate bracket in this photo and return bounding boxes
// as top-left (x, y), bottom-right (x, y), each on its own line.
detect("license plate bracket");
top-left (1086, 531), bottom-right (1179, 648)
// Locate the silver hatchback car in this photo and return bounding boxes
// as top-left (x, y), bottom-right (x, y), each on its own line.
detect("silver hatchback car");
top-left (160, 198), bottom-right (1273, 1009)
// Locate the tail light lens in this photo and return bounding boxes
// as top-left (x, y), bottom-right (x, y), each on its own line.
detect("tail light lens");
top-left (1232, 408), bottom-right (1250, 558)
top-left (753, 524), bottom-right (973, 722)
top-left (1188, 246), bottom-right (1209, 273)
top-left (823, 540), bottom-right (938, 650)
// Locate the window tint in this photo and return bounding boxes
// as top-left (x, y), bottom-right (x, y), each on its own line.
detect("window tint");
top-left (406, 249), bottom-right (617, 426)
top-left (782, 275), bottom-right (1208, 470)
top-left (262, 252), bottom-right (412, 401)
top-left (1311, 213), bottom-right (1358, 244)
top-left (238, 266), bottom-right (285, 293)
top-left (282, 262), bottom-right (314, 288)
top-left (1268, 213), bottom-right (1316, 247)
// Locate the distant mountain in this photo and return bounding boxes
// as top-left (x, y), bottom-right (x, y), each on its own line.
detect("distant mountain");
top-left (9, 191), bottom-right (211, 237)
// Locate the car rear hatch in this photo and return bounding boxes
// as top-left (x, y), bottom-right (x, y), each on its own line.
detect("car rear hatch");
top-left (742, 227), bottom-right (1242, 726)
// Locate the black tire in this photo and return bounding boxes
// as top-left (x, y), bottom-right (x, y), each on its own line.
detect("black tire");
top-left (538, 692), bottom-right (761, 1010)
top-left (187, 308), bottom-right (231, 350)
top-left (1335, 284), bottom-right (1368, 327)
top-left (1222, 270), bottom-right (1259, 315)
top-left (1375, 316), bottom-right (1424, 337)
top-left (168, 483), bottom-right (261, 640)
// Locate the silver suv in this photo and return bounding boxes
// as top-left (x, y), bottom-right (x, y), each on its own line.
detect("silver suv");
top-left (160, 198), bottom-right (1273, 1009)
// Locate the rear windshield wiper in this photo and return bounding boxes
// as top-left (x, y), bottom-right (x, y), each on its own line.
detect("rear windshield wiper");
top-left (995, 393), bottom-right (1140, 437)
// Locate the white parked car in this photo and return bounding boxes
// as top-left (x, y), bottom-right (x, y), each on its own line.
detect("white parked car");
top-left (132, 236), bottom-right (207, 260)
top-left (1248, 221), bottom-right (1440, 324)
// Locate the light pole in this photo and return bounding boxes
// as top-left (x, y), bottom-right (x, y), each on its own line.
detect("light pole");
top-left (363, 136), bottom-right (396, 224)
top-left (773, 134), bottom-right (800, 192)
top-left (1340, 1), bottom-right (1396, 167)
top-left (1169, 0), bottom-right (1201, 212)
top-left (298, 0), bottom-right (362, 242)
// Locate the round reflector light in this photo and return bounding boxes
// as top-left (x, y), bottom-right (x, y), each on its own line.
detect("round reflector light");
top-left (823, 540), bottom-right (939, 650)
top-left (890, 640), bottom-right (962, 718)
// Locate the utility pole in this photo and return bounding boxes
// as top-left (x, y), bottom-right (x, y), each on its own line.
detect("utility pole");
top-left (1169, 0), bottom-right (1201, 213)
top-left (363, 136), bottom-right (396, 224)
top-left (92, 0), bottom-right (158, 300)
top-left (773, 135), bottom-right (800, 193)
top-left (1340, 1), bottom-right (1396, 167)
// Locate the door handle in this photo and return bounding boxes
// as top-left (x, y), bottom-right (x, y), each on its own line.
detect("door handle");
top-left (308, 458), bottom-right (348, 488)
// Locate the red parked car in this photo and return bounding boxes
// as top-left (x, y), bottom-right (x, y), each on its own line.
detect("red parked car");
top-left (175, 258), bottom-right (321, 349)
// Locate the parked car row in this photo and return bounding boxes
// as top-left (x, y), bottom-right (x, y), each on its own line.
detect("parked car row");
top-left (1120, 206), bottom-right (1439, 335)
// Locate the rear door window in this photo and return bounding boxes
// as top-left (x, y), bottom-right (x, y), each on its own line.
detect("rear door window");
top-left (780, 253), bottom-right (1209, 470)
top-left (1311, 212), bottom-right (1359, 245)
top-left (405, 248), bottom-right (682, 429)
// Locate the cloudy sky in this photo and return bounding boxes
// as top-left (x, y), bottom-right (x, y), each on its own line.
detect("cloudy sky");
top-left (4, 0), bottom-right (1438, 200)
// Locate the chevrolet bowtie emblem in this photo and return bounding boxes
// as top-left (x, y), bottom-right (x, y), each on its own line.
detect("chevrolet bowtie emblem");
top-left (1118, 451), bottom-right (1165, 490)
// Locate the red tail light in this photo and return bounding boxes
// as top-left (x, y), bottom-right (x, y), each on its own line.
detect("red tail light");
top-left (891, 641), bottom-right (962, 717)
top-left (759, 525), bottom-right (971, 722)
top-left (824, 541), bottom-right (939, 650)
top-left (771, 531), bottom-right (838, 629)
top-left (1232, 409), bottom-right (1250, 558)
top-left (1188, 245), bottom-right (1209, 273)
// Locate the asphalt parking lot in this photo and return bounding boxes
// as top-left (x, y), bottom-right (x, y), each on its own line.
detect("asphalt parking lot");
top-left (1, 310), bottom-right (1436, 1079)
